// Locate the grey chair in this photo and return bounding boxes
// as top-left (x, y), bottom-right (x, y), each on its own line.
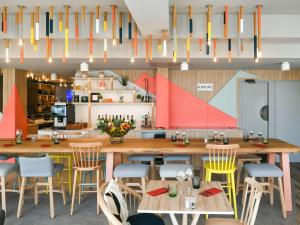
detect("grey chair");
top-left (0, 160), bottom-right (19, 215)
top-left (17, 155), bottom-right (66, 219)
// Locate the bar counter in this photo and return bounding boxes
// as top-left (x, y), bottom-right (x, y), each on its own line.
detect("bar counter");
top-left (0, 138), bottom-right (299, 212)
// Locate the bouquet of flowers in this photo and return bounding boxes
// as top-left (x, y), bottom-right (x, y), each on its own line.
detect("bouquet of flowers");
top-left (97, 115), bottom-right (135, 143)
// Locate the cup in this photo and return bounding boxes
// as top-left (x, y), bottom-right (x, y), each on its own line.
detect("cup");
top-left (243, 134), bottom-right (249, 142)
top-left (263, 138), bottom-right (268, 144)
top-left (192, 176), bottom-right (200, 189)
top-left (168, 183), bottom-right (177, 198)
top-left (171, 135), bottom-right (177, 142)
top-left (223, 137), bottom-right (229, 145)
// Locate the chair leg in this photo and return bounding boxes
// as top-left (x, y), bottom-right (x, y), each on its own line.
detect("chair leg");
top-left (230, 172), bottom-right (238, 219)
top-left (226, 173), bottom-right (232, 205)
top-left (78, 172), bottom-right (82, 204)
top-left (96, 169), bottom-right (100, 215)
top-left (141, 177), bottom-right (146, 195)
top-left (34, 178), bottom-right (38, 205)
top-left (150, 160), bottom-right (155, 180)
top-left (1, 177), bottom-right (6, 214)
top-left (236, 163), bottom-right (242, 196)
top-left (278, 177), bottom-right (287, 218)
top-left (17, 177), bottom-right (26, 218)
top-left (241, 172), bottom-right (249, 206)
top-left (70, 170), bottom-right (78, 215)
top-left (61, 176), bottom-right (66, 205)
top-left (269, 177), bottom-right (274, 205)
top-left (48, 177), bottom-right (55, 219)
top-left (68, 156), bottom-right (72, 195)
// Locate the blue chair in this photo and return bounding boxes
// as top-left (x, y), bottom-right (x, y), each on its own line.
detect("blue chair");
top-left (17, 155), bottom-right (66, 219)
top-left (0, 161), bottom-right (19, 215)
top-left (159, 164), bottom-right (193, 180)
top-left (243, 163), bottom-right (287, 218)
top-left (113, 164), bottom-right (149, 194)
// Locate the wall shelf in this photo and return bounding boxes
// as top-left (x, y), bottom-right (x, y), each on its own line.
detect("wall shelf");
top-left (73, 102), bottom-right (154, 105)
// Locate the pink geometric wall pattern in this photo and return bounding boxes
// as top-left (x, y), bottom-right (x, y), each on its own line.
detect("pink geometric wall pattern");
top-left (155, 74), bottom-right (170, 128)
top-left (0, 85), bottom-right (28, 139)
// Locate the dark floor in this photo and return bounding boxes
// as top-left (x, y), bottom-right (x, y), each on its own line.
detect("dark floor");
top-left (3, 164), bottom-right (300, 225)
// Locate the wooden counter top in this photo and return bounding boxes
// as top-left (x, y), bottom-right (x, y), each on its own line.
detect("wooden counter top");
top-left (0, 138), bottom-right (298, 154)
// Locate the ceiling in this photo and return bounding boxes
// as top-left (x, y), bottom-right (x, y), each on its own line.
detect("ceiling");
top-left (1, 0), bottom-right (300, 14)
top-left (1, 58), bottom-right (300, 78)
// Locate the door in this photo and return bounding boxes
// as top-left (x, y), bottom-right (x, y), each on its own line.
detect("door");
top-left (240, 81), bottom-right (269, 138)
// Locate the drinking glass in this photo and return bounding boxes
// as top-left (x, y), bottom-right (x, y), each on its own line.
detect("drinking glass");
top-left (185, 168), bottom-right (194, 190)
top-left (192, 176), bottom-right (200, 189)
top-left (223, 137), bottom-right (229, 145)
top-left (168, 183), bottom-right (177, 198)
top-left (249, 130), bottom-right (254, 142)
top-left (176, 171), bottom-right (186, 195)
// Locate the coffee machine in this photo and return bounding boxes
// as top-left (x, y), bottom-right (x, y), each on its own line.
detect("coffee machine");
top-left (52, 102), bottom-right (67, 129)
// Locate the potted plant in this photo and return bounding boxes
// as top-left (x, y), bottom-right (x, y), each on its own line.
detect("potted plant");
top-left (136, 94), bottom-right (142, 102)
top-left (98, 93), bottom-right (103, 102)
top-left (117, 75), bottom-right (129, 89)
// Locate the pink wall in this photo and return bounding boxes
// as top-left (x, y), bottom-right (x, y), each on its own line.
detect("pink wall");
top-left (135, 73), bottom-right (237, 129)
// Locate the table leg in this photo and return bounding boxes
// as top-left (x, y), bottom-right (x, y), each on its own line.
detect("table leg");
top-left (191, 214), bottom-right (200, 225)
top-left (280, 153), bottom-right (292, 212)
top-left (169, 213), bottom-right (179, 225)
top-left (182, 214), bottom-right (187, 225)
top-left (105, 153), bottom-right (114, 182)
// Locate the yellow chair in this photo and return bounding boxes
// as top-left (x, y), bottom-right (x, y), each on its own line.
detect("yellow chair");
top-left (204, 144), bottom-right (239, 219)
top-left (50, 131), bottom-right (82, 195)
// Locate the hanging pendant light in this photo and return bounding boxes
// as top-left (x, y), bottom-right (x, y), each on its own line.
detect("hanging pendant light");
top-left (89, 11), bottom-right (94, 63)
top-left (198, 38), bottom-right (203, 51)
top-left (257, 5), bottom-right (262, 58)
top-left (18, 5), bottom-right (24, 47)
top-left (103, 12), bottom-right (108, 32)
top-left (186, 38), bottom-right (190, 63)
top-left (96, 6), bottom-right (100, 34)
top-left (64, 5), bottom-right (70, 58)
top-left (172, 5), bottom-right (177, 62)
top-left (130, 39), bottom-right (134, 63)
top-left (46, 11), bottom-right (50, 60)
top-left (149, 34), bottom-right (152, 61)
top-left (213, 38), bottom-right (217, 62)
top-left (228, 38), bottom-right (232, 63)
top-left (145, 38), bottom-right (149, 63)
top-left (188, 5), bottom-right (193, 38)
top-left (207, 5), bottom-right (212, 46)
top-left (35, 6), bottom-right (40, 41)
top-left (49, 6), bottom-right (54, 34)
top-left (128, 13), bottom-right (132, 39)
top-left (224, 5), bottom-right (228, 39)
top-left (81, 6), bottom-right (86, 38)
top-left (48, 39), bottom-right (53, 63)
top-left (111, 5), bottom-right (117, 46)
top-left (134, 22), bottom-right (138, 56)
top-left (104, 38), bottom-right (108, 63)
top-left (162, 30), bottom-right (167, 57)
top-left (239, 6), bottom-right (244, 34)
top-left (3, 6), bottom-right (7, 33)
top-left (119, 12), bottom-right (123, 44)
top-left (75, 11), bottom-right (79, 47)
top-left (30, 11), bottom-right (34, 45)
top-left (253, 11), bottom-right (258, 62)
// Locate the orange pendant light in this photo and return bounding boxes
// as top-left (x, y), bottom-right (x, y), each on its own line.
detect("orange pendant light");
top-left (134, 22), bottom-right (138, 56)
top-left (111, 5), bottom-right (117, 45)
top-left (2, 7), bottom-right (7, 33)
top-left (145, 38), bottom-right (149, 63)
top-left (224, 5), bottom-right (228, 39)
top-left (96, 6), bottom-right (100, 34)
top-left (18, 6), bottom-right (24, 64)
top-left (81, 6), bottom-right (86, 37)
top-left (172, 5), bottom-right (177, 62)
top-left (198, 38), bottom-right (203, 51)
top-left (149, 34), bottom-right (152, 61)
top-left (75, 11), bottom-right (79, 47)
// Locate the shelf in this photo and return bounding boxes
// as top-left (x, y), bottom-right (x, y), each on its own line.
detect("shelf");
top-left (37, 94), bottom-right (55, 97)
top-left (73, 89), bottom-right (136, 93)
top-left (73, 102), bottom-right (155, 105)
top-left (72, 77), bottom-right (115, 80)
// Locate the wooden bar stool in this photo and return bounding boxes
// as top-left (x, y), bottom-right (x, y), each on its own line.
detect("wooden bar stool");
top-left (69, 142), bottom-right (104, 215)
top-left (159, 164), bottom-right (193, 180)
top-left (113, 164), bottom-right (149, 194)
top-left (204, 144), bottom-right (239, 219)
top-left (236, 154), bottom-right (261, 196)
top-left (17, 155), bottom-right (66, 219)
top-left (243, 163), bottom-right (287, 218)
top-left (127, 155), bottom-right (155, 178)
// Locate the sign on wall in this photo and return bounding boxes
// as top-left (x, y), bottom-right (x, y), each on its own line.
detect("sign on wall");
top-left (197, 83), bottom-right (213, 91)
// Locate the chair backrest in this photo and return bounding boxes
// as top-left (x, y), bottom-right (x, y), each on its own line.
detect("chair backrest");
top-left (205, 144), bottom-right (239, 171)
top-left (98, 182), bottom-right (142, 225)
top-left (19, 155), bottom-right (53, 177)
top-left (59, 131), bottom-right (82, 139)
top-left (69, 142), bottom-right (103, 170)
top-left (240, 177), bottom-right (264, 225)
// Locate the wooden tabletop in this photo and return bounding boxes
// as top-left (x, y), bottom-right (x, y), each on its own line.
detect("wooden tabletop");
top-left (0, 138), bottom-right (298, 154)
top-left (138, 180), bottom-right (233, 215)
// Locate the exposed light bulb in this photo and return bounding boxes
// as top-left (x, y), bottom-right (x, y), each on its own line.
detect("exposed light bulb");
top-left (213, 57), bottom-right (217, 63)
top-left (207, 40), bottom-right (212, 46)
top-left (65, 52), bottom-right (69, 58)
top-left (104, 39), bottom-right (107, 51)
top-left (130, 56), bottom-right (135, 63)
top-left (112, 38), bottom-right (117, 46)
top-left (59, 83), bottom-right (62, 87)
top-left (18, 39), bottom-right (23, 46)
top-left (173, 57), bottom-right (177, 63)
top-left (240, 19), bottom-right (244, 34)
top-left (35, 22), bottom-right (39, 40)
top-left (255, 58), bottom-right (259, 63)
top-left (95, 19), bottom-right (100, 33)
top-left (5, 48), bottom-right (9, 63)
top-left (48, 57), bottom-right (53, 63)
top-left (89, 55), bottom-right (94, 63)
top-left (258, 50), bottom-right (262, 58)
top-left (163, 39), bottom-right (167, 56)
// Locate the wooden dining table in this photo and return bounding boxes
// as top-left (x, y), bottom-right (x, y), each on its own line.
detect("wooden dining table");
top-left (138, 180), bottom-right (233, 225)
top-left (0, 138), bottom-right (298, 212)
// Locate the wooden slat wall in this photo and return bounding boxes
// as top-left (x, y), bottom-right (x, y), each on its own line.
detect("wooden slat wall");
top-left (246, 70), bottom-right (300, 80)
top-left (169, 70), bottom-right (237, 102)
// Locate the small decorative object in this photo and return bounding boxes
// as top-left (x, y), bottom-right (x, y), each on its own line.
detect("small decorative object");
top-left (258, 131), bottom-right (263, 141)
top-left (243, 134), bottom-right (249, 142)
top-left (136, 94), bottom-right (142, 102)
top-left (91, 93), bottom-right (101, 102)
top-left (52, 131), bottom-right (60, 144)
top-left (117, 75), bottom-right (129, 88)
top-left (98, 93), bottom-right (103, 102)
top-left (31, 136), bottom-right (37, 143)
top-left (249, 130), bottom-right (254, 142)
top-left (263, 138), bottom-right (268, 144)
top-left (185, 191), bottom-right (196, 209)
top-left (98, 74), bottom-right (107, 90)
top-left (192, 176), bottom-right (200, 189)
top-left (141, 112), bottom-right (152, 128)
top-left (97, 115), bottom-right (135, 144)
top-left (16, 129), bottom-right (22, 144)
top-left (171, 134), bottom-right (177, 142)
top-left (184, 136), bottom-right (190, 145)
top-left (223, 137), bottom-right (229, 145)
top-left (119, 96), bottom-right (124, 103)
top-left (213, 131), bottom-right (218, 142)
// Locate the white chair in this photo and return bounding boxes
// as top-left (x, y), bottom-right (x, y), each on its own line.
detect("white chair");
top-left (205, 177), bottom-right (263, 225)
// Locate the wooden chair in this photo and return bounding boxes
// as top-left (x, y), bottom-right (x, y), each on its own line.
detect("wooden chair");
top-left (204, 144), bottom-right (239, 219)
top-left (17, 155), bottom-right (66, 219)
top-left (98, 181), bottom-right (165, 225)
top-left (69, 142), bottom-right (104, 215)
top-left (51, 131), bottom-right (82, 194)
top-left (205, 177), bottom-right (263, 225)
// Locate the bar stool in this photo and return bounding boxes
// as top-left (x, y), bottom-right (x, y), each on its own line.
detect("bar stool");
top-left (243, 163), bottom-right (287, 218)
top-left (17, 155), bottom-right (66, 219)
top-left (127, 155), bottom-right (155, 178)
top-left (160, 164), bottom-right (193, 180)
top-left (204, 144), bottom-right (239, 219)
top-left (113, 164), bottom-right (149, 194)
top-left (236, 154), bottom-right (261, 196)
top-left (69, 142), bottom-right (104, 215)
top-left (0, 161), bottom-right (19, 215)
top-left (51, 131), bottom-right (82, 195)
